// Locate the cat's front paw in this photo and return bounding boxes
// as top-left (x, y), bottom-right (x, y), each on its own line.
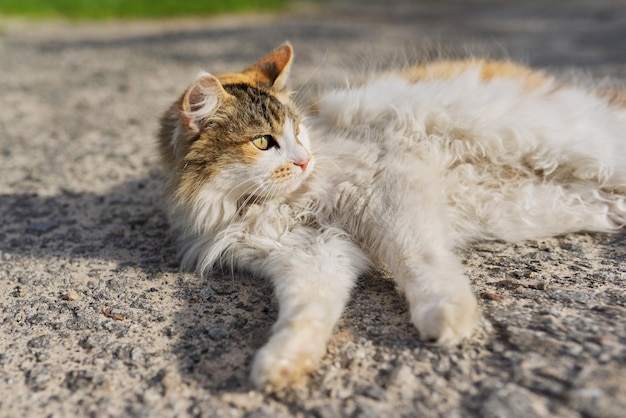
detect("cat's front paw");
top-left (411, 291), bottom-right (479, 346)
top-left (251, 326), bottom-right (327, 391)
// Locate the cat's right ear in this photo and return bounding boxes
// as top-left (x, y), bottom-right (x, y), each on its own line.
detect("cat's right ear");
top-left (243, 43), bottom-right (293, 92)
top-left (181, 73), bottom-right (230, 133)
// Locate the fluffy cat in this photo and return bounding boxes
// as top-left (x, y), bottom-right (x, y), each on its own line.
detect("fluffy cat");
top-left (158, 44), bottom-right (626, 389)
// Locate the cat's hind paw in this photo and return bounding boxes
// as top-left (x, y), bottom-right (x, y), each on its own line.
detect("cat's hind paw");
top-left (411, 292), bottom-right (479, 346)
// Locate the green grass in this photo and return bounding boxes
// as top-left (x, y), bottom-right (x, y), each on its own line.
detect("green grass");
top-left (0, 0), bottom-right (289, 20)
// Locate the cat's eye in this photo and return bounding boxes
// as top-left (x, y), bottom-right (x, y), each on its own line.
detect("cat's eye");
top-left (251, 135), bottom-right (278, 150)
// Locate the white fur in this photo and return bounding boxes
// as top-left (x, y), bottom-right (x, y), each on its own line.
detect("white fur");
top-left (168, 67), bottom-right (626, 389)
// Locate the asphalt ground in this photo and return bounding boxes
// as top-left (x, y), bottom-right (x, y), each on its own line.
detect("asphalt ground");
top-left (0, 1), bottom-right (625, 417)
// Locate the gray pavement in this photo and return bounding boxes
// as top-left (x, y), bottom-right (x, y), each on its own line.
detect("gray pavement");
top-left (0, 1), bottom-right (625, 417)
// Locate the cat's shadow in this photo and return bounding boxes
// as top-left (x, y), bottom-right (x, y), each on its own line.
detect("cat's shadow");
top-left (0, 173), bottom-right (173, 271)
top-left (170, 270), bottom-right (419, 394)
top-left (0, 175), bottom-right (420, 394)
top-left (5, 176), bottom-right (622, 398)
top-left (0, 174), bottom-right (273, 392)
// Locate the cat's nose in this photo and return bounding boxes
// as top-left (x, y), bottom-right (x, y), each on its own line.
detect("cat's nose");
top-left (293, 159), bottom-right (309, 172)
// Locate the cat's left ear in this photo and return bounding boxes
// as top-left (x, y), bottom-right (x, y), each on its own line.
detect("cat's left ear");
top-left (180, 73), bottom-right (231, 133)
top-left (243, 43), bottom-right (293, 92)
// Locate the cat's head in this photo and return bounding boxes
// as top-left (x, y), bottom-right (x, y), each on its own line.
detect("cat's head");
top-left (159, 43), bottom-right (313, 209)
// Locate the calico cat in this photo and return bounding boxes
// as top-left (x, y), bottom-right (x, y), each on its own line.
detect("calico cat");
top-left (158, 44), bottom-right (626, 389)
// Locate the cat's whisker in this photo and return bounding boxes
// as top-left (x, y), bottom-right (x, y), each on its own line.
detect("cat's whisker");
top-left (309, 154), bottom-right (343, 173)
top-left (211, 183), bottom-right (272, 263)
top-left (216, 181), bottom-right (265, 219)
top-left (237, 182), bottom-right (271, 211)
top-left (233, 183), bottom-right (264, 209)
top-left (256, 183), bottom-right (279, 210)
top-left (220, 182), bottom-right (269, 236)
top-left (293, 52), bottom-right (330, 110)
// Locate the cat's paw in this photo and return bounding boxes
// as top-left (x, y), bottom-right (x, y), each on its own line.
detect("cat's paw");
top-left (411, 292), bottom-right (479, 346)
top-left (251, 326), bottom-right (327, 391)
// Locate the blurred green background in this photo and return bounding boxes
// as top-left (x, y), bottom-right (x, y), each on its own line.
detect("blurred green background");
top-left (0, 0), bottom-right (290, 19)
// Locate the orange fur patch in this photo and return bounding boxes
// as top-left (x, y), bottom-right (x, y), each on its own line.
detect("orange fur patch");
top-left (242, 142), bottom-right (264, 164)
top-left (401, 60), bottom-right (550, 89)
top-left (218, 73), bottom-right (256, 86)
top-left (596, 89), bottom-right (626, 108)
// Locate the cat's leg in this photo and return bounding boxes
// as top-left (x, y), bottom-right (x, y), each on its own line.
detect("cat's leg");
top-left (446, 169), bottom-right (626, 243)
top-left (445, 148), bottom-right (626, 243)
top-left (247, 226), bottom-right (368, 390)
top-left (397, 249), bottom-right (479, 345)
top-left (518, 88), bottom-right (626, 232)
top-left (360, 165), bottom-right (479, 345)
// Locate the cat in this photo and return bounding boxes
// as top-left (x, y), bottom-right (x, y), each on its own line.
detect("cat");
top-left (158, 43), bottom-right (626, 390)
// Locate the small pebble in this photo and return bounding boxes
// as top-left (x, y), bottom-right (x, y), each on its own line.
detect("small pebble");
top-left (62, 289), bottom-right (80, 301)
top-left (28, 221), bottom-right (59, 233)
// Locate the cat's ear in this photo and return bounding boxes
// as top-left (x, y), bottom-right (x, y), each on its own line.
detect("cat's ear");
top-left (181, 73), bottom-right (230, 133)
top-left (243, 43), bottom-right (293, 92)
